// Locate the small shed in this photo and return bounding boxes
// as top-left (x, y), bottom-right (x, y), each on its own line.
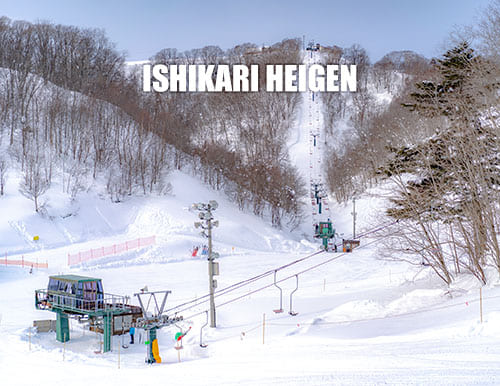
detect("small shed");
top-left (342, 239), bottom-right (360, 253)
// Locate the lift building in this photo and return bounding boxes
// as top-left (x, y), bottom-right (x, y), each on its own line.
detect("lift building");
top-left (35, 274), bottom-right (142, 352)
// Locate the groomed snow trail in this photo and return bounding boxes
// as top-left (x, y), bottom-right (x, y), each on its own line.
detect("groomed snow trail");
top-left (289, 50), bottom-right (333, 238)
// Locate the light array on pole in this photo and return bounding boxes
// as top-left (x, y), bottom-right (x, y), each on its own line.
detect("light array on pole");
top-left (192, 200), bottom-right (219, 327)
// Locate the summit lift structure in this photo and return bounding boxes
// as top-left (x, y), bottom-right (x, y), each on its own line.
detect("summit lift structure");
top-left (314, 221), bottom-right (336, 251)
top-left (35, 275), bottom-right (142, 352)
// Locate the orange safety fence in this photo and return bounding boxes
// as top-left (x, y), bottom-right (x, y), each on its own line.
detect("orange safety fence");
top-left (67, 235), bottom-right (156, 266)
top-left (2, 253), bottom-right (48, 269)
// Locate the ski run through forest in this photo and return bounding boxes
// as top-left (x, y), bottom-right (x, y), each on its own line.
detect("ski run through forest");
top-left (2, 7), bottom-right (500, 385)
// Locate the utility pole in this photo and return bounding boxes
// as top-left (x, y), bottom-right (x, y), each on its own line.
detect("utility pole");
top-left (352, 197), bottom-right (357, 239)
top-left (193, 200), bottom-right (219, 328)
top-left (207, 213), bottom-right (216, 328)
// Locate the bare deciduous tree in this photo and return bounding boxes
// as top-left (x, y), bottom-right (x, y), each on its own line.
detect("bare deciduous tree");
top-left (19, 146), bottom-right (51, 212)
top-left (0, 156), bottom-right (7, 196)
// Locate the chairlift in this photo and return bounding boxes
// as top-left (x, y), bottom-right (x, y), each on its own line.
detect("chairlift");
top-left (121, 325), bottom-right (128, 349)
top-left (199, 310), bottom-right (208, 348)
top-left (272, 270), bottom-right (284, 313)
top-left (289, 275), bottom-right (299, 316)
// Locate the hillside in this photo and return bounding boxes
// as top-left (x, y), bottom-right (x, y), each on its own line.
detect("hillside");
top-left (2, 47), bottom-right (500, 386)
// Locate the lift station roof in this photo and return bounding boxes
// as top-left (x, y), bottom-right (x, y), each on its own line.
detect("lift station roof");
top-left (49, 274), bottom-right (101, 283)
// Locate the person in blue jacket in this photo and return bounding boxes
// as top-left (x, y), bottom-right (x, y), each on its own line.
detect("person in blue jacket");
top-left (129, 326), bottom-right (135, 344)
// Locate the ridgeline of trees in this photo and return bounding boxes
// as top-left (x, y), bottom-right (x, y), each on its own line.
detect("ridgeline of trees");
top-left (0, 16), bottom-right (304, 227)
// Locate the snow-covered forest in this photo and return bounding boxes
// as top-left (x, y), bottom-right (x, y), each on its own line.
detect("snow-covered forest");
top-left (0, 20), bottom-right (306, 227)
top-left (2, 1), bottom-right (500, 384)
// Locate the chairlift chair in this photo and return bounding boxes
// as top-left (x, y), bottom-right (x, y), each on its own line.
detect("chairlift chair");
top-left (199, 310), bottom-right (208, 348)
top-left (289, 275), bottom-right (299, 316)
top-left (272, 270), bottom-right (284, 313)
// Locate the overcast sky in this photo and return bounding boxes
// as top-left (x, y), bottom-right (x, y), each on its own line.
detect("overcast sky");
top-left (1, 0), bottom-right (492, 62)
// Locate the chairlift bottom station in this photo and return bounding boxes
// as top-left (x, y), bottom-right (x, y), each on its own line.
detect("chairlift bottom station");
top-left (35, 275), bottom-right (182, 362)
top-left (33, 224), bottom-right (345, 363)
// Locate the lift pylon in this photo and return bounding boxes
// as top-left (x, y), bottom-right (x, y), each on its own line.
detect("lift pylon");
top-left (134, 290), bottom-right (183, 363)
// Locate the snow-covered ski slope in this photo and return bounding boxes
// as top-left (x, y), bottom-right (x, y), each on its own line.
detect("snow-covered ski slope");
top-left (288, 51), bottom-right (333, 233)
top-left (2, 51), bottom-right (500, 385)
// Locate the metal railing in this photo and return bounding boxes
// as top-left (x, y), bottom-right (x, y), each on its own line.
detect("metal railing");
top-left (35, 289), bottom-right (130, 315)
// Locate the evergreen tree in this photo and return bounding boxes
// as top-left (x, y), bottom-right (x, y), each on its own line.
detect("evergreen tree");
top-left (404, 41), bottom-right (477, 120)
top-left (383, 42), bottom-right (500, 284)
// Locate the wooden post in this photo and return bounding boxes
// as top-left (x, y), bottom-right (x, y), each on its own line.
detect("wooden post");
top-left (96, 323), bottom-right (99, 353)
top-left (118, 336), bottom-right (121, 369)
top-left (262, 313), bottom-right (266, 345)
top-left (480, 287), bottom-right (483, 323)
